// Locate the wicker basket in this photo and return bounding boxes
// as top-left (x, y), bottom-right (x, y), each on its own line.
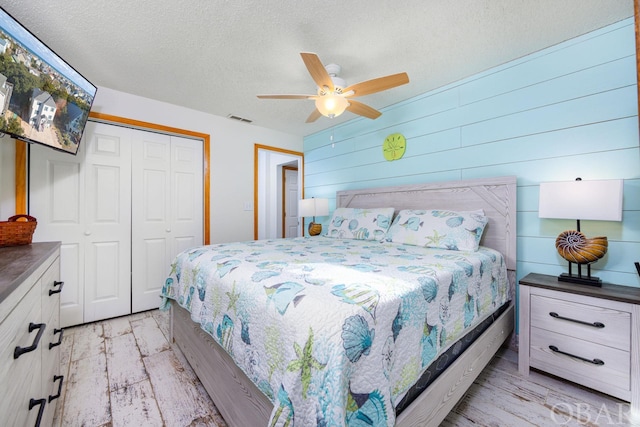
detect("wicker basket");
top-left (0, 215), bottom-right (37, 247)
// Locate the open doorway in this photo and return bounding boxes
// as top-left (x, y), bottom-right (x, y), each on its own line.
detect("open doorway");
top-left (254, 144), bottom-right (303, 240)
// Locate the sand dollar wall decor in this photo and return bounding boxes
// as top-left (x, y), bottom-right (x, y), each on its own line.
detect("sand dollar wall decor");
top-left (383, 133), bottom-right (406, 161)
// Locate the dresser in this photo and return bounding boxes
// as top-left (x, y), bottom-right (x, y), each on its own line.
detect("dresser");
top-left (519, 273), bottom-right (640, 416)
top-left (0, 242), bottom-right (63, 427)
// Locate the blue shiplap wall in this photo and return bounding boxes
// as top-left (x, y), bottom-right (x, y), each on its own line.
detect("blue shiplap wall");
top-left (303, 18), bottom-right (640, 288)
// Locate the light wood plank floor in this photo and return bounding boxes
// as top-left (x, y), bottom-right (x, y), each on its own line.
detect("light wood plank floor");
top-left (52, 309), bottom-right (638, 426)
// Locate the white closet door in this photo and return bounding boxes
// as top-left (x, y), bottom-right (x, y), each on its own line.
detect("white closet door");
top-left (30, 121), bottom-right (132, 326)
top-left (169, 136), bottom-right (203, 255)
top-left (30, 140), bottom-right (86, 327)
top-left (131, 134), bottom-right (203, 312)
top-left (82, 124), bottom-right (132, 323)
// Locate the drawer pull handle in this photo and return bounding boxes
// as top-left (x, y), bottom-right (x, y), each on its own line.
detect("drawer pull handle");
top-left (14, 323), bottom-right (46, 359)
top-left (49, 280), bottom-right (64, 296)
top-left (549, 345), bottom-right (605, 365)
top-left (549, 312), bottom-right (605, 328)
top-left (49, 375), bottom-right (64, 402)
top-left (49, 328), bottom-right (64, 349)
top-left (29, 398), bottom-right (46, 427)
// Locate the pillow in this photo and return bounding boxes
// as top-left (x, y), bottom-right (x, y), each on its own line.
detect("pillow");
top-left (326, 207), bottom-right (395, 241)
top-left (386, 209), bottom-right (488, 251)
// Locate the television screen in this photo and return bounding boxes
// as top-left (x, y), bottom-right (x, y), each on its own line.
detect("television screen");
top-left (0, 7), bottom-right (96, 155)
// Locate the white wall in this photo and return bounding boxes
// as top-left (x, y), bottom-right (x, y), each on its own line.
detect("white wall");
top-left (85, 86), bottom-right (303, 243)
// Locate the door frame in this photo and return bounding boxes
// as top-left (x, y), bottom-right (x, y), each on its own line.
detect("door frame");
top-left (254, 144), bottom-right (304, 240)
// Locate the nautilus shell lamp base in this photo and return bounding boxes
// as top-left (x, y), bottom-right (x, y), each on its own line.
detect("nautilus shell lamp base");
top-left (308, 222), bottom-right (322, 236)
top-left (555, 229), bottom-right (608, 287)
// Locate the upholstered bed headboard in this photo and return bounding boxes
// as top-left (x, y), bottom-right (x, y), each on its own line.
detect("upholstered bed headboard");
top-left (336, 176), bottom-right (517, 271)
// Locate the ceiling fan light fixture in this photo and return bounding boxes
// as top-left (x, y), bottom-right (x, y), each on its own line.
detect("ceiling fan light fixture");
top-left (258, 53), bottom-right (407, 122)
top-left (315, 93), bottom-right (349, 118)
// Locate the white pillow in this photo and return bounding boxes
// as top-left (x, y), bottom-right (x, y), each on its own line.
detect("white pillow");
top-left (386, 209), bottom-right (488, 251)
top-left (326, 207), bottom-right (395, 241)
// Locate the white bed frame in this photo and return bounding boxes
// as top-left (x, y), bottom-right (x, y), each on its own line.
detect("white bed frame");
top-left (171, 176), bottom-right (517, 427)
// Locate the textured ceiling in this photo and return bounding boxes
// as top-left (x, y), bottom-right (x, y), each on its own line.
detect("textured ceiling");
top-left (0, 0), bottom-right (633, 137)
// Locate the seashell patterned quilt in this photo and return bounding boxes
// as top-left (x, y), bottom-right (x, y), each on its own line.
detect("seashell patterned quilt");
top-left (161, 236), bottom-right (509, 427)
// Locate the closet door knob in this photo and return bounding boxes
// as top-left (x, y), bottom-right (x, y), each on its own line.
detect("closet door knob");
top-left (166, 229), bottom-right (171, 233)
top-left (84, 231), bottom-right (91, 236)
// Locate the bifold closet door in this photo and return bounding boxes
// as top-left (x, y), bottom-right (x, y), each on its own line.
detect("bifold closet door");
top-left (30, 122), bottom-right (132, 326)
top-left (30, 140), bottom-right (85, 327)
top-left (82, 125), bottom-right (132, 322)
top-left (131, 134), bottom-right (203, 312)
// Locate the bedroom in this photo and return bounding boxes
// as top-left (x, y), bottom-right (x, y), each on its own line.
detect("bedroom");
top-left (0, 1), bottom-right (638, 426)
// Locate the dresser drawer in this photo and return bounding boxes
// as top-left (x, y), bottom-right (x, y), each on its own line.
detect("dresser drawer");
top-left (0, 284), bottom-right (43, 427)
top-left (530, 327), bottom-right (630, 401)
top-left (530, 294), bottom-right (630, 351)
top-left (0, 243), bottom-right (61, 427)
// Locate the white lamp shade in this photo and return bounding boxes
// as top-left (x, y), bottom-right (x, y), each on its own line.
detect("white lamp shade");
top-left (315, 94), bottom-right (349, 118)
top-left (298, 198), bottom-right (329, 218)
top-left (538, 179), bottom-right (623, 221)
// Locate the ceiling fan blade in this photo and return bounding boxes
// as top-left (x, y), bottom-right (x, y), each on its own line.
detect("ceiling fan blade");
top-left (257, 94), bottom-right (315, 100)
top-left (343, 72), bottom-right (409, 98)
top-left (346, 100), bottom-right (382, 119)
top-left (306, 108), bottom-right (322, 123)
top-left (300, 52), bottom-right (334, 92)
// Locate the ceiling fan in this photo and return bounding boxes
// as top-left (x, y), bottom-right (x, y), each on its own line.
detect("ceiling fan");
top-left (257, 52), bottom-right (409, 123)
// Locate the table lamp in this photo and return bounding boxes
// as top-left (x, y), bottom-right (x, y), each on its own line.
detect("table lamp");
top-left (538, 178), bottom-right (623, 286)
top-left (298, 198), bottom-right (329, 236)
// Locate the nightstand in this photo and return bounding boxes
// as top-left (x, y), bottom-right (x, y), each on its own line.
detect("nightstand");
top-left (518, 273), bottom-right (640, 415)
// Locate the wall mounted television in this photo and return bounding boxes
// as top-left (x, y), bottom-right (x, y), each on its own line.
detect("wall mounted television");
top-left (0, 7), bottom-right (96, 155)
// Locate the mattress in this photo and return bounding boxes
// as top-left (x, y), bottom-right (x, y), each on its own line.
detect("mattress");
top-left (395, 300), bottom-right (509, 414)
top-left (161, 236), bottom-right (509, 427)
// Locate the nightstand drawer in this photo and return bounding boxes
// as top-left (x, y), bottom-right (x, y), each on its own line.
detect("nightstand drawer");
top-left (531, 294), bottom-right (630, 351)
top-left (530, 327), bottom-right (630, 400)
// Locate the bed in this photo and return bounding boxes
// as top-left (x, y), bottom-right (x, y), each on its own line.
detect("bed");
top-left (163, 176), bottom-right (517, 427)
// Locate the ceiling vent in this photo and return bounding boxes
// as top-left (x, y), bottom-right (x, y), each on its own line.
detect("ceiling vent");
top-left (227, 114), bottom-right (252, 123)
